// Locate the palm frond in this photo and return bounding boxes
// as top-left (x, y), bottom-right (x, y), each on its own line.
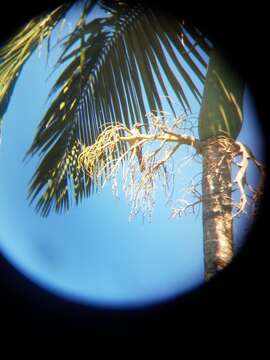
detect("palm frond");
top-left (26, 0), bottom-right (211, 216)
top-left (0, 3), bottom-right (71, 141)
top-left (199, 48), bottom-right (244, 140)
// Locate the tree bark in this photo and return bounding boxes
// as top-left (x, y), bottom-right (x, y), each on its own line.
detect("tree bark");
top-left (202, 136), bottom-right (234, 281)
top-left (198, 49), bottom-right (244, 281)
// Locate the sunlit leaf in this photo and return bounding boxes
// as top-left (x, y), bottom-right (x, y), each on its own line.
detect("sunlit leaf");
top-left (24, 0), bottom-right (211, 216)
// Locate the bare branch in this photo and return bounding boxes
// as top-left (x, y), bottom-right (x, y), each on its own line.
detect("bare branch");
top-left (232, 141), bottom-right (266, 218)
top-left (78, 113), bottom-right (266, 223)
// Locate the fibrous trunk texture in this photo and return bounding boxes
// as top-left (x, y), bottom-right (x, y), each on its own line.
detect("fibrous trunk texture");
top-left (202, 136), bottom-right (234, 281)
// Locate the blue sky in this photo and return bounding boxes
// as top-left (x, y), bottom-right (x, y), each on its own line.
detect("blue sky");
top-left (0, 1), bottom-right (265, 309)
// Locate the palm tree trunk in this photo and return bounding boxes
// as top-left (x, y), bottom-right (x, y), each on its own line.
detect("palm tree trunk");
top-left (198, 48), bottom-right (244, 280)
top-left (201, 136), bottom-right (234, 280)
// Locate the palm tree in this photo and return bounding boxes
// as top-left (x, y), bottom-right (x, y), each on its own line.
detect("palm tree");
top-left (199, 48), bottom-right (244, 280)
top-left (0, 0), bottom-right (264, 280)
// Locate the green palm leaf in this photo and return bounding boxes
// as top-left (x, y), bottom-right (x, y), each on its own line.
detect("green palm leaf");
top-left (0, 4), bottom-right (71, 141)
top-left (199, 48), bottom-right (244, 140)
top-left (23, 0), bottom-right (211, 216)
